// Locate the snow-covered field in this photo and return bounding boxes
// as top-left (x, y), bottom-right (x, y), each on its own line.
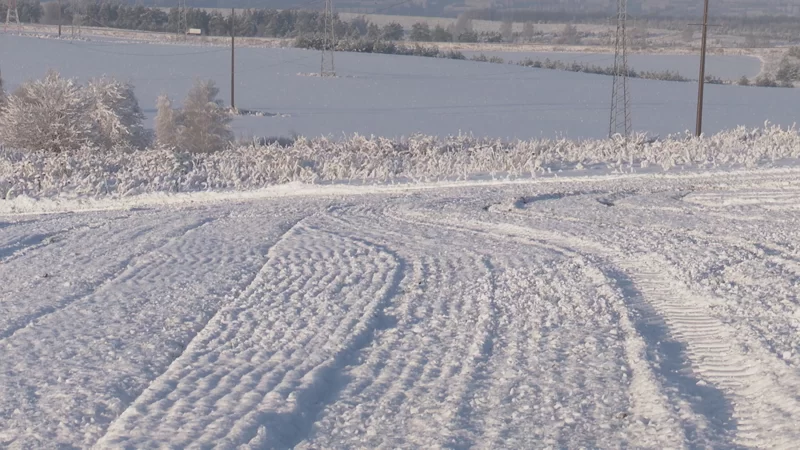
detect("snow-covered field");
top-left (1, 34), bottom-right (798, 140)
top-left (2, 167), bottom-right (800, 448)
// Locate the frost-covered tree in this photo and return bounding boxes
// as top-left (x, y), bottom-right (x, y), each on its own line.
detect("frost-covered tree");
top-left (500, 20), bottom-right (513, 43)
top-left (0, 71), bottom-right (91, 152)
top-left (177, 79), bottom-right (232, 153)
top-left (154, 94), bottom-right (180, 149)
top-left (85, 76), bottom-right (147, 149)
top-left (522, 21), bottom-right (534, 42)
top-left (453, 12), bottom-right (473, 37)
top-left (431, 24), bottom-right (452, 42)
top-left (409, 22), bottom-right (431, 42)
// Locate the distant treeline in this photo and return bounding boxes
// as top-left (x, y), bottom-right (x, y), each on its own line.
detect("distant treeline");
top-left (26, 0), bottom-right (510, 44)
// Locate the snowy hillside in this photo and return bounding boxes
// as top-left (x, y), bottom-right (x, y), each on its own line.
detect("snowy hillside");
top-left (1, 35), bottom-right (798, 139)
top-left (1, 166), bottom-right (800, 448)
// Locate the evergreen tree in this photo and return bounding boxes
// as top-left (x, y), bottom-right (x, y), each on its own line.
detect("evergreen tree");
top-left (409, 22), bottom-right (431, 42)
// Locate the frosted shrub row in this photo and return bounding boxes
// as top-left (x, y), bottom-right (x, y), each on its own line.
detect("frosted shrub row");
top-left (0, 71), bottom-right (233, 155)
top-left (2, 124), bottom-right (799, 199)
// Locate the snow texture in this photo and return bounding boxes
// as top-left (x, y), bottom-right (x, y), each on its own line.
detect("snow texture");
top-left (1, 166), bottom-right (800, 449)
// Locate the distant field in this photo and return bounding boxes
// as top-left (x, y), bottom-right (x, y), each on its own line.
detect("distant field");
top-left (0, 34), bottom-right (795, 140)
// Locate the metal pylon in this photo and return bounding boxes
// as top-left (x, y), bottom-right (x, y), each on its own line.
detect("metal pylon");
top-left (4, 0), bottom-right (21, 32)
top-left (609, 0), bottom-right (631, 139)
top-left (321, 0), bottom-right (335, 76)
top-left (176, 0), bottom-right (187, 35)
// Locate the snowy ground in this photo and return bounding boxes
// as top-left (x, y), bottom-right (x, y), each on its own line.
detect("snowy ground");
top-left (2, 168), bottom-right (800, 448)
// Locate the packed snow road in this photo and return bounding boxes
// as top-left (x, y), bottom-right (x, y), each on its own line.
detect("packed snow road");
top-left (2, 169), bottom-right (800, 449)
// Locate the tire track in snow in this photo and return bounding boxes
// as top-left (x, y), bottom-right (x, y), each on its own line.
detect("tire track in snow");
top-left (0, 231), bottom-right (66, 262)
top-left (0, 213), bottom-right (133, 264)
top-left (305, 208), bottom-right (501, 448)
top-left (1, 209), bottom-right (309, 449)
top-left (96, 218), bottom-right (405, 449)
top-left (0, 218), bottom-right (214, 342)
top-left (389, 207), bottom-right (691, 448)
top-left (408, 208), bottom-right (800, 448)
top-left (299, 206), bottom-right (657, 448)
top-left (502, 191), bottom-right (800, 365)
top-left (93, 214), bottom-right (307, 448)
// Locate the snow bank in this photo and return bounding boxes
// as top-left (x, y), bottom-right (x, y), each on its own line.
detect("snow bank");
top-left (1, 124), bottom-right (799, 200)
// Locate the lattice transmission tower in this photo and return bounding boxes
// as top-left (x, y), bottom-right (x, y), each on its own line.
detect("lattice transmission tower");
top-left (176, 0), bottom-right (187, 36)
top-left (4, 0), bottom-right (21, 32)
top-left (609, 0), bottom-right (631, 139)
top-left (320, 0), bottom-right (336, 76)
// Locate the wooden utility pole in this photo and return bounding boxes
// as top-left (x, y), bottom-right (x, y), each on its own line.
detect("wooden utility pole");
top-left (57, 0), bottom-right (62, 37)
top-left (695, 0), bottom-right (710, 137)
top-left (230, 7), bottom-right (235, 110)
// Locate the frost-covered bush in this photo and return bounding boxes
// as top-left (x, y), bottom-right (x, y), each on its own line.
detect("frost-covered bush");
top-left (178, 79), bottom-right (232, 153)
top-left (0, 71), bottom-right (92, 153)
top-left (85, 77), bottom-right (148, 149)
top-left (0, 71), bottom-right (147, 153)
top-left (1, 124), bottom-right (799, 200)
top-left (154, 80), bottom-right (232, 153)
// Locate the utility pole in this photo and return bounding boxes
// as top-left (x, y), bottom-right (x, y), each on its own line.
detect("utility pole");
top-left (57, 0), bottom-right (62, 37)
top-left (695, 0), bottom-right (711, 137)
top-left (609, 0), bottom-right (631, 139)
top-left (230, 7), bottom-right (235, 110)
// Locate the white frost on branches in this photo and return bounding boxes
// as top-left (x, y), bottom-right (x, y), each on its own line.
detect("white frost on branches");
top-left (0, 71), bottom-right (92, 153)
top-left (155, 79), bottom-right (233, 153)
top-left (1, 124), bottom-right (799, 200)
top-left (0, 71), bottom-right (147, 153)
top-left (155, 94), bottom-right (179, 150)
top-left (85, 77), bottom-right (147, 149)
